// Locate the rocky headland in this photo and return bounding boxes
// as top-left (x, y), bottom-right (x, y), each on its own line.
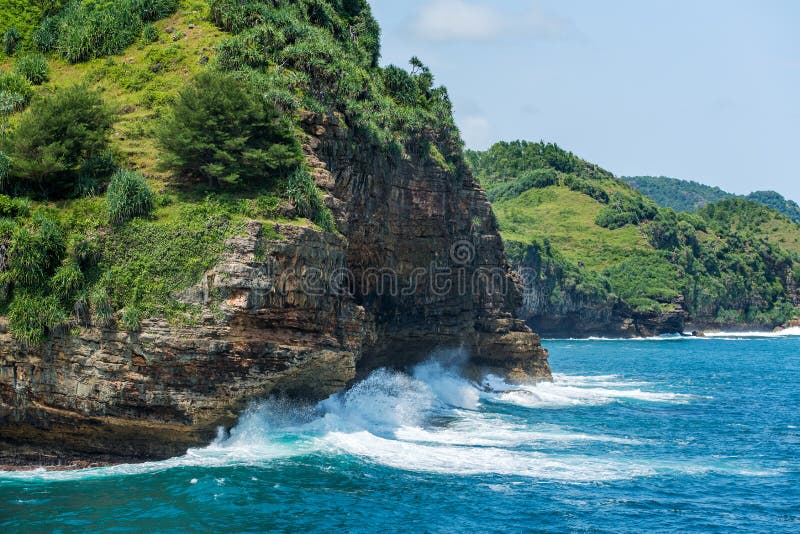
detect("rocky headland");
top-left (0, 114), bottom-right (550, 467)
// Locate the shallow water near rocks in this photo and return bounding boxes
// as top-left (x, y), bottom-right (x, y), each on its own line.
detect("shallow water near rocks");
top-left (2, 336), bottom-right (799, 532)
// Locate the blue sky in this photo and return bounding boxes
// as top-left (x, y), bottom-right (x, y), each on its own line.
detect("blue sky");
top-left (370, 0), bottom-right (800, 201)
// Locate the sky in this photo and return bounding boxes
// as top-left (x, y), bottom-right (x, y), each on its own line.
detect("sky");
top-left (369, 0), bottom-right (800, 201)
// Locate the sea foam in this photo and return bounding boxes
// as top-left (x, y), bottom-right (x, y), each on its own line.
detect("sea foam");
top-left (700, 326), bottom-right (800, 338)
top-left (0, 353), bottom-right (731, 483)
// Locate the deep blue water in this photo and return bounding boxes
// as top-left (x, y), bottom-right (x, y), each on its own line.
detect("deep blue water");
top-left (2, 333), bottom-right (800, 532)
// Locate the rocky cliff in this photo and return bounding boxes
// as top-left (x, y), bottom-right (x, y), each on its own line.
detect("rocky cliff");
top-left (520, 294), bottom-right (688, 339)
top-left (512, 243), bottom-right (687, 338)
top-left (0, 114), bottom-right (550, 466)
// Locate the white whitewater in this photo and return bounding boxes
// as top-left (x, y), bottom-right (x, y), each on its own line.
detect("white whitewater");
top-left (0, 354), bottom-right (773, 483)
top-left (547, 327), bottom-right (800, 341)
top-left (700, 326), bottom-right (800, 338)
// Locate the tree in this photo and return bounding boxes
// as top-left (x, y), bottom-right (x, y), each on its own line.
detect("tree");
top-left (157, 70), bottom-right (303, 188)
top-left (6, 84), bottom-right (113, 197)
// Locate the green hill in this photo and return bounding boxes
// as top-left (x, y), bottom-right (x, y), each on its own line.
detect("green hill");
top-left (468, 141), bottom-right (800, 331)
top-left (0, 0), bottom-right (463, 345)
top-left (746, 190), bottom-right (800, 224)
top-left (623, 175), bottom-right (800, 223)
top-left (621, 176), bottom-right (731, 212)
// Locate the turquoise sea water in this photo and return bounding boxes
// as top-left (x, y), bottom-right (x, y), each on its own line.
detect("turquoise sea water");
top-left (2, 332), bottom-right (800, 532)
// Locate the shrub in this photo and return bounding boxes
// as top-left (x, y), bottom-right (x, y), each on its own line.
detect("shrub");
top-left (132, 0), bottom-right (179, 22)
top-left (563, 175), bottom-right (610, 203)
top-left (13, 53), bottom-right (50, 85)
top-left (142, 23), bottom-right (159, 43)
top-left (50, 261), bottom-right (85, 302)
top-left (0, 193), bottom-right (29, 217)
top-left (80, 151), bottom-right (117, 180)
top-left (677, 211), bottom-right (707, 233)
top-left (231, 67), bottom-right (302, 112)
top-left (73, 152), bottom-right (117, 197)
top-left (7, 84), bottom-right (113, 197)
top-left (0, 91), bottom-right (24, 138)
top-left (489, 169), bottom-right (559, 202)
top-left (107, 169), bottom-right (155, 224)
top-left (69, 234), bottom-right (101, 270)
top-left (382, 65), bottom-right (419, 107)
top-left (605, 252), bottom-right (681, 306)
top-left (646, 210), bottom-right (681, 250)
top-left (8, 290), bottom-right (69, 346)
top-left (3, 26), bottom-right (21, 55)
top-left (56, 2), bottom-right (143, 63)
top-left (4, 213), bottom-right (65, 288)
top-left (33, 16), bottom-right (60, 52)
top-left (216, 25), bottom-right (284, 71)
top-left (285, 167), bottom-right (335, 232)
top-left (38, 0), bottom-right (178, 63)
top-left (121, 304), bottom-right (144, 331)
top-left (0, 71), bottom-right (34, 107)
top-left (157, 70), bottom-right (303, 188)
top-left (7, 225), bottom-right (50, 287)
top-left (626, 297), bottom-right (662, 314)
top-left (595, 192), bottom-right (658, 229)
top-left (210, 0), bottom-right (273, 33)
top-left (89, 285), bottom-right (114, 326)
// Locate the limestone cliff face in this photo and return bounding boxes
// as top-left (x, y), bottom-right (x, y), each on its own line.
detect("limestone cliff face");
top-left (0, 114), bottom-right (549, 465)
top-left (305, 113), bottom-right (549, 380)
top-left (514, 250), bottom-right (687, 339)
top-left (519, 291), bottom-right (688, 339)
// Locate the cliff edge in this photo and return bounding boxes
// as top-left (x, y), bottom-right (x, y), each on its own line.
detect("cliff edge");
top-left (0, 114), bottom-right (549, 466)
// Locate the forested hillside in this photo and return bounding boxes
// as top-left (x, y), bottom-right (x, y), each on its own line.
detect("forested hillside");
top-left (0, 0), bottom-right (463, 345)
top-left (623, 175), bottom-right (800, 223)
top-left (469, 141), bottom-right (800, 333)
top-left (746, 190), bottom-right (800, 224)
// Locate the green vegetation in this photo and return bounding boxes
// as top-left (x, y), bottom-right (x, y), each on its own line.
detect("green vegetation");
top-left (3, 26), bottom-right (21, 55)
top-left (0, 0), bottom-right (472, 345)
top-left (157, 70), bottom-right (303, 188)
top-left (142, 23), bottom-right (159, 43)
top-left (106, 169), bottom-right (154, 224)
top-left (13, 52), bottom-right (49, 84)
top-left (624, 175), bottom-right (800, 224)
top-left (28, 0), bottom-right (178, 63)
top-left (0, 193), bottom-right (28, 216)
top-left (746, 191), bottom-right (800, 224)
top-left (595, 193), bottom-right (658, 230)
top-left (0, 152), bottom-right (10, 187)
top-left (4, 84), bottom-right (113, 198)
top-left (0, 71), bottom-right (33, 107)
top-left (0, 212), bottom-right (68, 345)
top-left (209, 0), bottom-right (462, 163)
top-left (285, 167), bottom-right (335, 232)
top-left (472, 141), bottom-right (800, 325)
top-left (0, 1), bottom-right (45, 53)
top-left (623, 176), bottom-right (731, 212)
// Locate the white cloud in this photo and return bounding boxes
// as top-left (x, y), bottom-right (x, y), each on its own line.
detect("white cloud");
top-left (415, 0), bottom-right (503, 42)
top-left (413, 0), bottom-right (575, 43)
top-left (459, 115), bottom-right (493, 149)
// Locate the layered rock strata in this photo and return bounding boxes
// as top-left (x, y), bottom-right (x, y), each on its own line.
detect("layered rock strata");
top-left (0, 114), bottom-right (550, 465)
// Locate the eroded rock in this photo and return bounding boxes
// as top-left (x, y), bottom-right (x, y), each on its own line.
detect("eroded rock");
top-left (0, 114), bottom-right (550, 465)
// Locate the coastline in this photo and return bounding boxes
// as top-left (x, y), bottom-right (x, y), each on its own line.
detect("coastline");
top-left (542, 324), bottom-right (800, 341)
top-left (7, 325), bottom-right (800, 473)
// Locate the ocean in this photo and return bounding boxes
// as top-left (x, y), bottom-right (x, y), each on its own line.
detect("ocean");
top-left (2, 332), bottom-right (799, 532)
